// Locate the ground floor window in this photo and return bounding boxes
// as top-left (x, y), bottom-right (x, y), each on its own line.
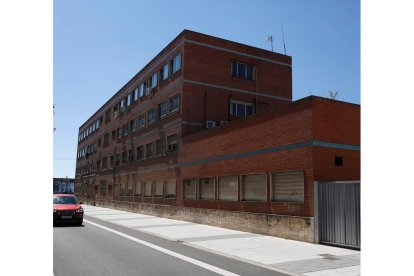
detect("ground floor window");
top-left (165, 179), bottom-right (176, 198)
top-left (218, 176), bottom-right (238, 201)
top-left (242, 174), bottom-right (267, 201)
top-left (134, 182), bottom-right (142, 196)
top-left (272, 170), bottom-right (304, 202)
top-left (154, 180), bottom-right (164, 197)
top-left (183, 179), bottom-right (197, 199)
top-left (198, 177), bottom-right (215, 200)
top-left (144, 181), bottom-right (152, 197)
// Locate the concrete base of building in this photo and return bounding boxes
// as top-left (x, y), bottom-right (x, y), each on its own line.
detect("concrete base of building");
top-left (92, 199), bottom-right (315, 243)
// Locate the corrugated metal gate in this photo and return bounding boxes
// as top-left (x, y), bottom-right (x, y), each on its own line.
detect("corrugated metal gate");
top-left (315, 181), bottom-right (360, 249)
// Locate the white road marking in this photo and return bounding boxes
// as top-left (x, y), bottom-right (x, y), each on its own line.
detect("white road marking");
top-left (84, 219), bottom-right (240, 276)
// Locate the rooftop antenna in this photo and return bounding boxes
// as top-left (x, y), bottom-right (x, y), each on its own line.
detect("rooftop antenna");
top-left (281, 18), bottom-right (287, 55)
top-left (267, 35), bottom-right (274, 52)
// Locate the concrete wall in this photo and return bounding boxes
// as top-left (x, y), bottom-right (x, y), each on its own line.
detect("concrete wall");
top-left (91, 199), bottom-right (315, 243)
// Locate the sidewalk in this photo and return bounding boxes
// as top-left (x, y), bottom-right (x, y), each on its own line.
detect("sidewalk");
top-left (82, 205), bottom-right (360, 276)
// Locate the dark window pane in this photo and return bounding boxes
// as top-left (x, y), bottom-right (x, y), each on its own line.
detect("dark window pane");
top-left (237, 103), bottom-right (245, 116)
top-left (231, 62), bottom-right (237, 77)
top-left (246, 105), bottom-right (253, 115)
top-left (237, 63), bottom-right (245, 78)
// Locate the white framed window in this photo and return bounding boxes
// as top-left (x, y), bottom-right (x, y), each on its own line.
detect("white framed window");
top-left (272, 170), bottom-right (304, 203)
top-left (139, 83), bottom-right (145, 98)
top-left (144, 181), bottom-right (152, 197)
top-left (158, 101), bottom-right (168, 118)
top-left (172, 53), bottom-right (181, 73)
top-left (165, 179), bottom-right (176, 198)
top-left (151, 73), bottom-right (158, 88)
top-left (230, 100), bottom-right (254, 117)
top-left (183, 178), bottom-right (196, 199)
top-left (199, 177), bottom-right (215, 200)
top-left (162, 63), bottom-right (169, 80)
top-left (242, 174), bottom-right (267, 201)
top-left (218, 176), bottom-right (238, 201)
top-left (134, 182), bottom-right (142, 196)
top-left (154, 180), bottom-right (163, 197)
top-left (137, 114), bottom-right (145, 128)
top-left (231, 61), bottom-right (254, 80)
top-left (127, 93), bottom-right (131, 106)
top-left (147, 109), bottom-right (156, 124)
top-left (168, 94), bottom-right (180, 112)
top-left (134, 88), bottom-right (139, 102)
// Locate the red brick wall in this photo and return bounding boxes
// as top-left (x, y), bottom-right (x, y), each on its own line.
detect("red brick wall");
top-left (311, 97), bottom-right (360, 181)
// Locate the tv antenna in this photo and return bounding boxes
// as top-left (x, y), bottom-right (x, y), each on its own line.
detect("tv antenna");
top-left (267, 35), bottom-right (274, 52)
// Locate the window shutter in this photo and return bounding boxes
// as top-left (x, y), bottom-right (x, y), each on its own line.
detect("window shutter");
top-left (272, 170), bottom-right (304, 202)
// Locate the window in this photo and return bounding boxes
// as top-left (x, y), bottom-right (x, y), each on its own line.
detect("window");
top-left (112, 130), bottom-right (116, 140)
top-left (127, 183), bottom-right (133, 196)
top-left (134, 88), bottom-right (139, 102)
top-left (100, 181), bottom-right (106, 192)
top-left (130, 119), bottom-right (136, 132)
top-left (167, 134), bottom-right (178, 152)
top-left (272, 170), bottom-right (304, 202)
top-left (96, 119), bottom-right (100, 129)
top-left (172, 53), bottom-right (181, 73)
top-left (120, 183), bottom-right (125, 196)
top-left (128, 149), bottom-right (134, 162)
top-left (136, 146), bottom-right (144, 160)
top-left (105, 110), bottom-right (111, 123)
top-left (151, 73), bottom-right (158, 88)
top-left (154, 180), bottom-right (163, 197)
top-left (183, 179), bottom-right (196, 199)
top-left (144, 181), bottom-right (152, 197)
top-left (135, 182), bottom-right (142, 196)
top-left (335, 156), bottom-right (343, 166)
top-left (165, 179), bottom-right (176, 198)
top-left (168, 94), bottom-right (180, 112)
top-left (139, 83), bottom-right (145, 98)
top-left (121, 151), bottom-right (127, 164)
top-left (158, 101), bottom-right (168, 118)
top-left (103, 133), bottom-right (109, 146)
top-left (122, 123), bottom-right (128, 136)
top-left (110, 155), bottom-right (114, 167)
top-left (199, 177), bottom-right (215, 200)
top-left (162, 63), bottom-right (169, 80)
top-left (127, 93), bottom-right (131, 106)
top-left (231, 61), bottom-right (254, 80)
top-left (156, 138), bottom-right (165, 156)
top-left (242, 174), bottom-right (267, 201)
top-left (102, 157), bottom-right (107, 169)
top-left (117, 128), bottom-right (122, 138)
top-left (230, 100), bottom-right (254, 117)
top-left (147, 109), bottom-right (156, 124)
top-left (218, 176), bottom-right (238, 201)
top-left (137, 114), bottom-right (145, 128)
top-left (145, 142), bottom-right (154, 158)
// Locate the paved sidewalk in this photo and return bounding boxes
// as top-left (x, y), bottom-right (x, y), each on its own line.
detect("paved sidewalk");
top-left (82, 205), bottom-right (360, 276)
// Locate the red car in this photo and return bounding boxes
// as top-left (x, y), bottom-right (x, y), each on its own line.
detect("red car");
top-left (53, 194), bottom-right (84, 225)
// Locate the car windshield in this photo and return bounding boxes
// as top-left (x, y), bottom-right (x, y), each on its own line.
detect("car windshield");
top-left (53, 195), bottom-right (78, 204)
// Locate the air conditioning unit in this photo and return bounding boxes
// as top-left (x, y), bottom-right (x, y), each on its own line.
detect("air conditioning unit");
top-left (205, 120), bottom-right (217, 129)
top-left (167, 144), bottom-right (177, 151)
top-left (145, 87), bottom-right (151, 96)
top-left (219, 121), bottom-right (229, 125)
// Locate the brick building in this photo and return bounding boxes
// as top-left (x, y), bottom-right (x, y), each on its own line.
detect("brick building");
top-left (75, 30), bottom-right (360, 244)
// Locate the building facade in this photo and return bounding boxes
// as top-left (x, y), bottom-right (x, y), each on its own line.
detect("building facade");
top-left (75, 30), bottom-right (360, 244)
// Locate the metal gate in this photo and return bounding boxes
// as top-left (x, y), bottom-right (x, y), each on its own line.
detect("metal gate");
top-left (315, 181), bottom-right (360, 249)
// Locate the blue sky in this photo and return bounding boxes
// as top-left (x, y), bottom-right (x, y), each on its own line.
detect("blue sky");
top-left (53, 0), bottom-right (360, 178)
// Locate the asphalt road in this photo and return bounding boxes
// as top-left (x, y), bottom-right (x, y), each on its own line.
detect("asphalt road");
top-left (53, 215), bottom-right (289, 276)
